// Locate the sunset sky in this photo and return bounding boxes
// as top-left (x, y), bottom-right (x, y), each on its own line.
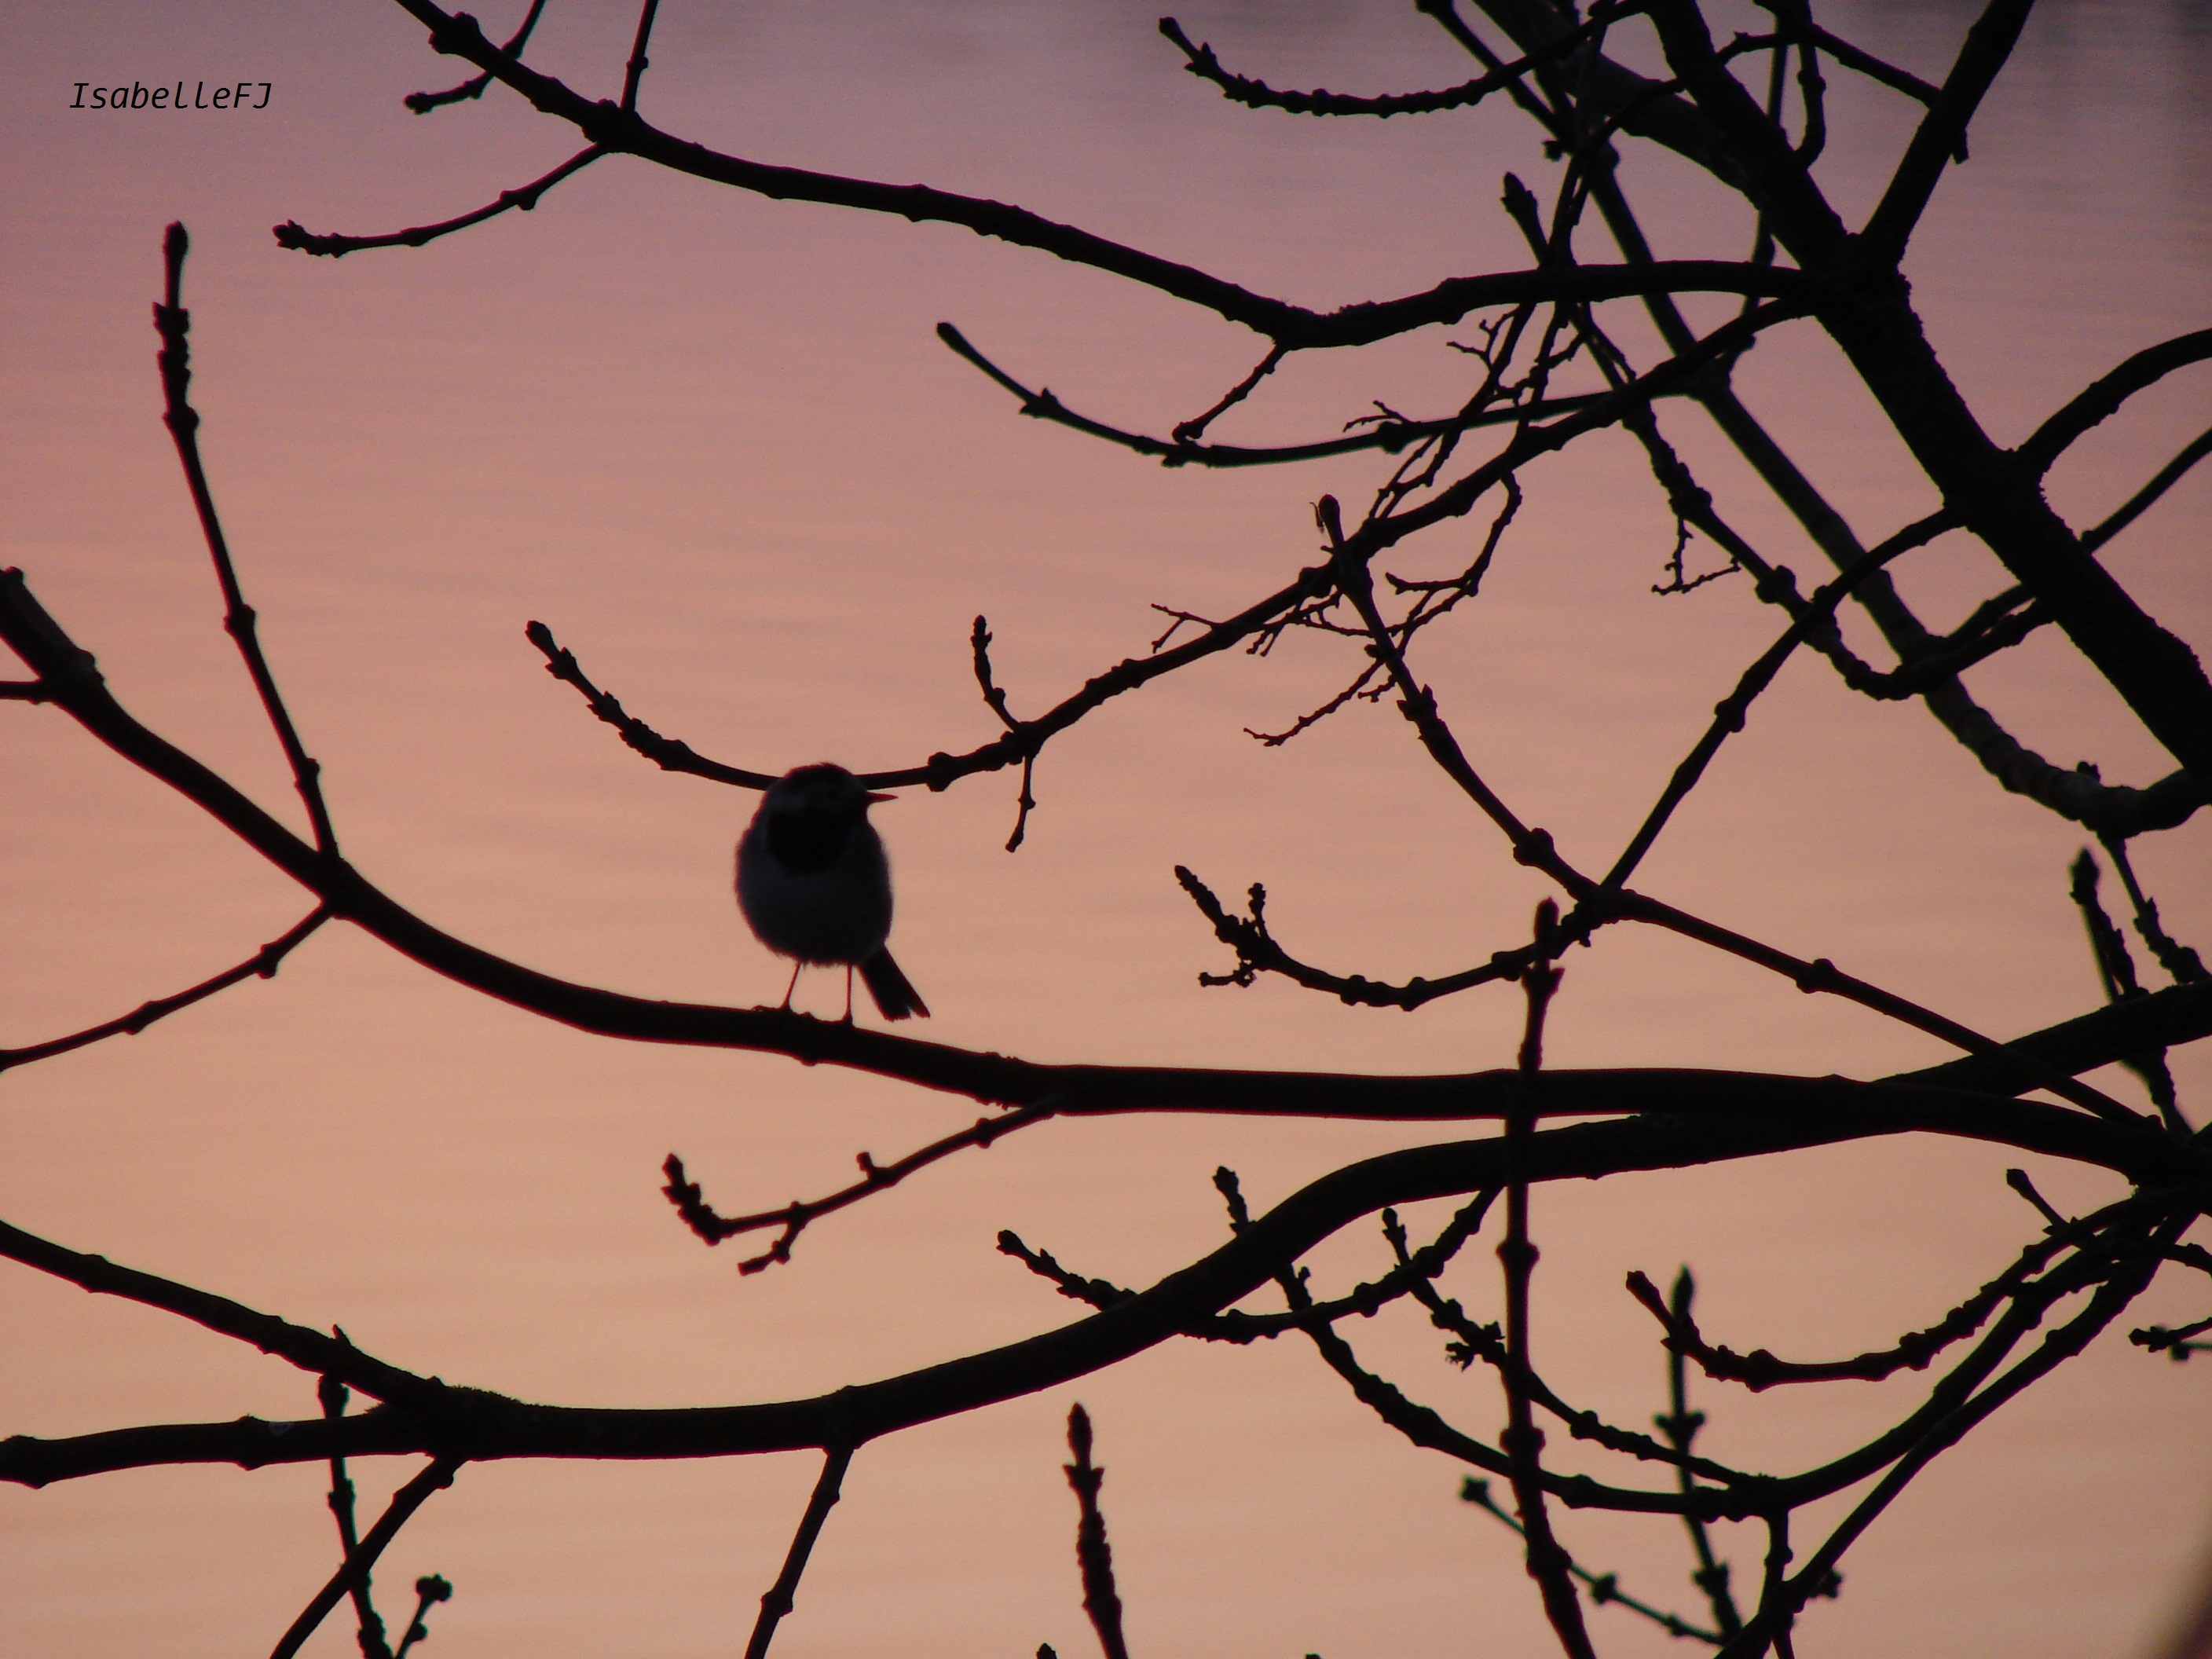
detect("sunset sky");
top-left (5, 2), bottom-right (2210, 1655)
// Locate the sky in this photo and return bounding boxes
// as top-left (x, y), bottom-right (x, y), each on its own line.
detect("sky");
top-left (4, 2), bottom-right (2211, 1655)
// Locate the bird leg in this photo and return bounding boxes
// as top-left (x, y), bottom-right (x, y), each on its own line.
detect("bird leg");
top-left (779, 959), bottom-right (803, 1012)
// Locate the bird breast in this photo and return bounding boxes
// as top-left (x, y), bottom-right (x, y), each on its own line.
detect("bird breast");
top-left (736, 815), bottom-right (893, 965)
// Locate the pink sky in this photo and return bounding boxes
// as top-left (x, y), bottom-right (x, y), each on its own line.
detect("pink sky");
top-left (5, 3), bottom-right (2210, 1655)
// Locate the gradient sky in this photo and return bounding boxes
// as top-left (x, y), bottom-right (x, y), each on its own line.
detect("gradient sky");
top-left (4, 2), bottom-right (2211, 1655)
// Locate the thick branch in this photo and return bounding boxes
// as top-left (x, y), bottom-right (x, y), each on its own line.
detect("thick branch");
top-left (9, 566), bottom-right (2201, 1124)
top-left (2, 1099), bottom-right (2188, 1492)
top-left (324, 2), bottom-right (1804, 350)
top-left (1647, 4), bottom-right (2212, 794)
top-left (1858, 0), bottom-right (2034, 262)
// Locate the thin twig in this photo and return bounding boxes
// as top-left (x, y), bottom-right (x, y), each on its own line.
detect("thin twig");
top-left (2099, 833), bottom-right (2207, 986)
top-left (938, 320), bottom-right (1612, 468)
top-left (663, 1104), bottom-right (1054, 1273)
top-left (971, 617), bottom-right (1042, 849)
top-left (1461, 1478), bottom-right (1723, 1643)
top-left (390, 1576), bottom-right (453, 1659)
top-left (1657, 1270), bottom-right (1743, 1639)
top-left (2079, 425), bottom-right (2212, 555)
top-left (620, 0), bottom-right (663, 110)
top-left (153, 225), bottom-right (337, 854)
top-left (320, 1376), bottom-right (393, 1659)
top-left (1159, 9), bottom-right (1635, 120)
top-left (1624, 1191), bottom-right (2133, 1390)
top-left (1171, 344), bottom-right (1284, 445)
top-left (2068, 851), bottom-right (2185, 1133)
top-left (404, 0), bottom-right (548, 111)
top-left (0, 906), bottom-right (329, 1075)
top-left (275, 146), bottom-right (606, 258)
top-left (743, 1445), bottom-right (855, 1659)
top-left (1498, 902), bottom-right (1595, 1658)
top-left (270, 1456), bottom-right (462, 1659)
top-left (1064, 1406), bottom-right (1131, 1659)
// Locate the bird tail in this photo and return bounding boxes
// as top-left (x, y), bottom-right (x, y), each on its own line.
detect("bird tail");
top-left (859, 948), bottom-right (929, 1020)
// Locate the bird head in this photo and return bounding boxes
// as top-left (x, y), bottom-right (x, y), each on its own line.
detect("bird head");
top-left (765, 763), bottom-right (894, 816)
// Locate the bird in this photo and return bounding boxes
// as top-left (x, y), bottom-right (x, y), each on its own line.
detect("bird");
top-left (736, 763), bottom-right (929, 1022)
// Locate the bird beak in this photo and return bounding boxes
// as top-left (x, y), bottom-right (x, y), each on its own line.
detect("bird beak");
top-left (865, 791), bottom-right (895, 804)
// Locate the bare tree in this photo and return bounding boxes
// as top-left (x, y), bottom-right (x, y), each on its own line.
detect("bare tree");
top-left (5, 2), bottom-right (2210, 1654)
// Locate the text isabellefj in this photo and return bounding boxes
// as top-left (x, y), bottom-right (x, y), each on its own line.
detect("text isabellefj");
top-left (73, 82), bottom-right (273, 110)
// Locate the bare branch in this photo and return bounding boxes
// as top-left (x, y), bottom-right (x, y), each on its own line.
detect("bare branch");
top-left (1460, 1477), bottom-right (1723, 1643)
top-left (939, 317), bottom-right (1616, 467)
top-left (1859, 0), bottom-right (2035, 261)
top-left (3, 1093), bottom-right (2183, 1492)
top-left (743, 1446), bottom-right (855, 1659)
top-left (1793, 20), bottom-right (1941, 106)
top-left (1170, 343), bottom-right (1284, 445)
top-left (2018, 329), bottom-right (2212, 473)
top-left (0, 907), bottom-right (331, 1076)
top-left (2080, 425), bottom-right (2212, 556)
top-left (1622, 1195), bottom-right (2120, 1390)
top-left (274, 146), bottom-right (606, 258)
top-left (299, 4), bottom-right (1806, 349)
top-left (1496, 908), bottom-right (1596, 1658)
top-left (523, 551), bottom-right (1331, 798)
top-left (318, 1378), bottom-right (393, 1659)
top-left (270, 1456), bottom-right (463, 1659)
top-left (1773, 1221), bottom-right (2181, 1632)
top-left (153, 226), bottom-right (338, 853)
top-left (402, 0), bottom-right (548, 112)
top-left (619, 0), bottom-right (662, 112)
top-left (1159, 9), bottom-right (1627, 120)
top-left (1063, 1407), bottom-right (1130, 1659)
top-left (663, 1104), bottom-right (1054, 1274)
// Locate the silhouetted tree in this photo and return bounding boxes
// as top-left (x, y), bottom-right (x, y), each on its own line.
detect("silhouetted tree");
top-left (5, 2), bottom-right (2209, 1654)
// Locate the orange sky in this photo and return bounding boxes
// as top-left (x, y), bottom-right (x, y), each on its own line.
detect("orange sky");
top-left (4, 3), bottom-right (2210, 1655)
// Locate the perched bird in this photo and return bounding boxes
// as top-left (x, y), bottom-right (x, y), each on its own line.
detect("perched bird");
top-left (736, 763), bottom-right (929, 1022)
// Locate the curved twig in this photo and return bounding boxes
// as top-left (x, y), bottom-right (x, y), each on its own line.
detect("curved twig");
top-left (1159, 8), bottom-right (1635, 120)
top-left (1621, 1193), bottom-right (2124, 1390)
top-left (2, 1098), bottom-right (2189, 1495)
top-left (937, 321), bottom-right (1615, 468)
top-left (2017, 328), bottom-right (2212, 474)
top-left (275, 146), bottom-right (606, 258)
top-left (523, 549), bottom-right (1328, 796)
top-left (0, 906), bottom-right (331, 1075)
top-left (301, 1), bottom-right (1807, 352)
